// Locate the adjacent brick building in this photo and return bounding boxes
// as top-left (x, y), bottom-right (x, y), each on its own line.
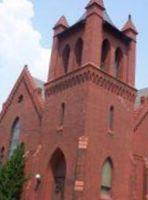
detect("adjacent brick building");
top-left (0, 0), bottom-right (147, 199)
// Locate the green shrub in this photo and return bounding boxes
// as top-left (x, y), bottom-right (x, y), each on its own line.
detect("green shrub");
top-left (0, 143), bottom-right (26, 200)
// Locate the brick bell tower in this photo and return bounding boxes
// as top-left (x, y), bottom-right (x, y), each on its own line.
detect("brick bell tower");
top-left (39, 0), bottom-right (138, 200)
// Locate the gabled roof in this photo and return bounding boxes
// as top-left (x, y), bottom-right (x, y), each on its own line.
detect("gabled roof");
top-left (0, 67), bottom-right (44, 122)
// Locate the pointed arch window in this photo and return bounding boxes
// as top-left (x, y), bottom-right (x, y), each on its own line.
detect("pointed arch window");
top-left (101, 39), bottom-right (111, 71)
top-left (114, 48), bottom-right (123, 78)
top-left (101, 158), bottom-right (113, 197)
top-left (50, 149), bottom-right (66, 199)
top-left (109, 106), bottom-right (114, 131)
top-left (62, 45), bottom-right (70, 74)
top-left (75, 38), bottom-right (83, 66)
top-left (9, 118), bottom-right (20, 157)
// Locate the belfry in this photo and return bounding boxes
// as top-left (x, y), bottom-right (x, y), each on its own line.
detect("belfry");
top-left (0, 1), bottom-right (148, 200)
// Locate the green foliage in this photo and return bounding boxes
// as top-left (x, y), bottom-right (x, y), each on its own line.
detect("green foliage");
top-left (0, 143), bottom-right (26, 200)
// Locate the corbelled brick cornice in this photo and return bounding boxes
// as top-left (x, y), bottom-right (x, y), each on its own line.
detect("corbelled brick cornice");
top-left (45, 63), bottom-right (137, 103)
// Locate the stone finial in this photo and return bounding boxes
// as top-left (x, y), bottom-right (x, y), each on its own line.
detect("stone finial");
top-left (122, 14), bottom-right (138, 35)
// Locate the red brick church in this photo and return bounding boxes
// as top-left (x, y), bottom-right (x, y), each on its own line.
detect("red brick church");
top-left (0, 0), bottom-right (147, 199)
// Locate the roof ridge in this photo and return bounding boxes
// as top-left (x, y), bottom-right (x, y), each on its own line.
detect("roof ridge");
top-left (0, 67), bottom-right (44, 123)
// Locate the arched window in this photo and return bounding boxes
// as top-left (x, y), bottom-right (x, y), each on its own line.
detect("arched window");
top-left (101, 158), bottom-right (113, 198)
top-left (60, 103), bottom-right (65, 126)
top-left (75, 38), bottom-right (83, 66)
top-left (9, 118), bottom-right (20, 157)
top-left (101, 39), bottom-right (110, 71)
top-left (114, 48), bottom-right (123, 78)
top-left (62, 45), bottom-right (70, 74)
top-left (109, 106), bottom-right (114, 131)
top-left (50, 149), bottom-right (66, 199)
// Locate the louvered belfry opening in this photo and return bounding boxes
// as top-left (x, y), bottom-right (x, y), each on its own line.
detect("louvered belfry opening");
top-left (101, 39), bottom-right (111, 71)
top-left (62, 45), bottom-right (70, 74)
top-left (75, 38), bottom-right (83, 66)
top-left (114, 48), bottom-right (123, 79)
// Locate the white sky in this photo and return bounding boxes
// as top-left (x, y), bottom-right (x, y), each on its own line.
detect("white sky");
top-left (0, 0), bottom-right (50, 110)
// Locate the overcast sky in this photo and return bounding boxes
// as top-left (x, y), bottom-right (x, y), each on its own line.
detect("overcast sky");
top-left (0, 0), bottom-right (148, 110)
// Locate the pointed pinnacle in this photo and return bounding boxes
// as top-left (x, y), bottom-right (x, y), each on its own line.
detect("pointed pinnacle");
top-left (54, 16), bottom-right (69, 29)
top-left (122, 14), bottom-right (138, 34)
